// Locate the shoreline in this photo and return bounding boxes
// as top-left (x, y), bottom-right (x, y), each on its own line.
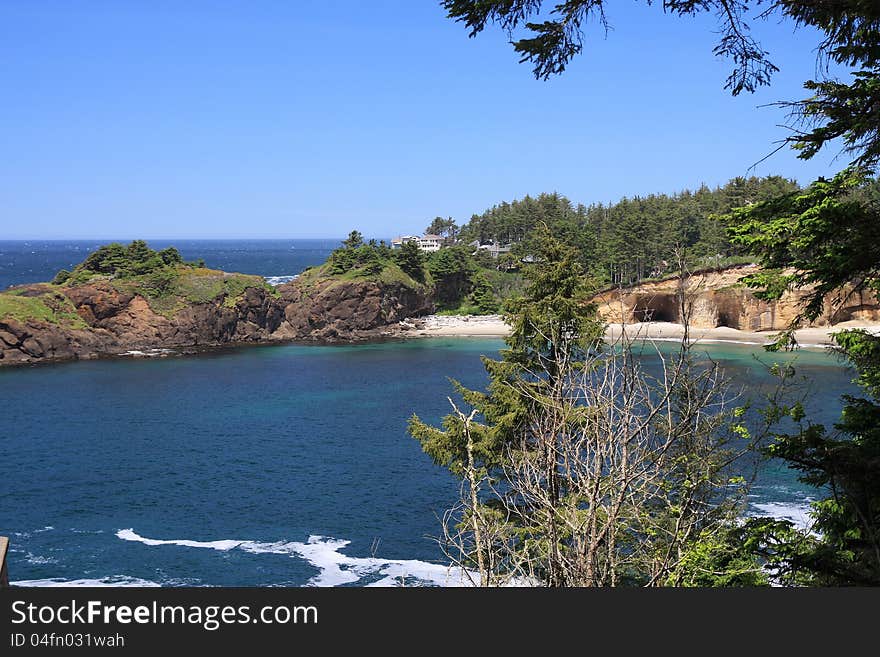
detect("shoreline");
top-left (400, 315), bottom-right (880, 348)
top-left (8, 316), bottom-right (880, 370)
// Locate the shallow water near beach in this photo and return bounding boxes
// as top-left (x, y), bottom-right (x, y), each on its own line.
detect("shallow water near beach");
top-left (0, 336), bottom-right (857, 586)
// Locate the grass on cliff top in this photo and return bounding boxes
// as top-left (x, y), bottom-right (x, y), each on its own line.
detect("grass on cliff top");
top-left (0, 241), bottom-right (277, 323)
top-left (0, 288), bottom-right (88, 329)
top-left (111, 267), bottom-right (276, 317)
top-left (56, 240), bottom-right (278, 315)
top-left (297, 260), bottom-right (428, 292)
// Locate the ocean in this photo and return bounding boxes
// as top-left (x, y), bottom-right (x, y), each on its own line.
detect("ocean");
top-left (0, 240), bottom-right (857, 586)
top-left (0, 239), bottom-right (340, 290)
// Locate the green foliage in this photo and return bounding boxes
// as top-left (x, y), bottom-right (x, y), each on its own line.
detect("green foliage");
top-left (746, 330), bottom-right (880, 585)
top-left (41, 241), bottom-right (272, 318)
top-left (458, 180), bottom-right (795, 286)
top-left (342, 230), bottom-right (364, 249)
top-left (469, 272), bottom-right (498, 313)
top-left (665, 526), bottom-right (769, 587)
top-left (728, 170), bottom-right (880, 320)
top-left (410, 230), bottom-right (757, 586)
top-left (0, 289), bottom-right (87, 329)
top-left (428, 246), bottom-right (477, 308)
top-left (426, 216), bottom-right (459, 240)
top-left (328, 232), bottom-right (402, 278)
top-left (501, 226), bottom-right (604, 372)
top-left (409, 231), bottom-right (607, 584)
top-left (442, 1), bottom-right (880, 159)
top-left (170, 270), bottom-right (263, 305)
top-left (411, 228), bottom-right (603, 481)
top-left (307, 230), bottom-right (430, 292)
top-left (392, 240), bottom-right (426, 282)
top-left (140, 267), bottom-right (179, 298)
top-left (59, 240), bottom-right (204, 285)
top-left (158, 247), bottom-right (184, 266)
top-left (435, 304), bottom-right (482, 316)
top-left (484, 269), bottom-right (525, 302)
top-left (442, 1), bottom-right (781, 92)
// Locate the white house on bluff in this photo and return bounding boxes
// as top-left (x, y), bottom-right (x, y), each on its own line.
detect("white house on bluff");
top-left (391, 234), bottom-right (443, 252)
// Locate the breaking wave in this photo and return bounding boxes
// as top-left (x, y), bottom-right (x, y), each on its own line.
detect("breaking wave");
top-left (750, 501), bottom-right (814, 530)
top-left (12, 576), bottom-right (161, 587)
top-left (116, 529), bottom-right (470, 587)
top-left (265, 275), bottom-right (298, 286)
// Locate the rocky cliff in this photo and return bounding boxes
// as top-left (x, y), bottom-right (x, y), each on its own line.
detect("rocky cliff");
top-left (593, 264), bottom-right (880, 330)
top-left (0, 274), bottom-right (434, 366)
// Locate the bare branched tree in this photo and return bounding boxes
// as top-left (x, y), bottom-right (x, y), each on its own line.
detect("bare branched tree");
top-left (412, 230), bottom-right (766, 586)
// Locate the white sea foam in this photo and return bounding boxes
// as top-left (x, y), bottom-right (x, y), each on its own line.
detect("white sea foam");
top-left (116, 529), bottom-right (470, 587)
top-left (12, 576), bottom-right (161, 587)
top-left (25, 553), bottom-right (57, 565)
top-left (116, 529), bottom-right (244, 551)
top-left (121, 348), bottom-right (176, 358)
top-left (265, 275), bottom-right (298, 286)
top-left (750, 501), bottom-right (814, 530)
top-left (12, 526), bottom-right (54, 538)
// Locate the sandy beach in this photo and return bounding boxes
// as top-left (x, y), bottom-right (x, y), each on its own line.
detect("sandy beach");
top-left (401, 315), bottom-right (880, 348)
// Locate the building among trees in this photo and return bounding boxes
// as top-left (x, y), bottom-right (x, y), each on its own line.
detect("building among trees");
top-left (391, 234), bottom-right (444, 252)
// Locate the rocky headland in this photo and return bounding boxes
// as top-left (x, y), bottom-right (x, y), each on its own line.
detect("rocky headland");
top-left (0, 263), bottom-right (433, 367)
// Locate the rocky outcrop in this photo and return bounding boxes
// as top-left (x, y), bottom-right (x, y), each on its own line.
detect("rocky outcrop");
top-left (594, 264), bottom-right (880, 330)
top-left (0, 276), bottom-right (434, 366)
top-left (278, 278), bottom-right (434, 341)
top-left (0, 319), bottom-right (108, 365)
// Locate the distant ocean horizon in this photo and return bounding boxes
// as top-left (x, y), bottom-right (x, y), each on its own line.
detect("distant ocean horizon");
top-left (0, 239), bottom-right (353, 290)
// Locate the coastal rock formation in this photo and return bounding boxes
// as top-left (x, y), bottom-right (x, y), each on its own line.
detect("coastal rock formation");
top-left (0, 276), bottom-right (434, 366)
top-left (593, 264), bottom-right (880, 330)
top-left (278, 278), bottom-right (434, 341)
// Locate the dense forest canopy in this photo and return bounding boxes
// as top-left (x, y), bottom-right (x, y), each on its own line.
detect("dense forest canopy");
top-left (458, 175), bottom-right (799, 284)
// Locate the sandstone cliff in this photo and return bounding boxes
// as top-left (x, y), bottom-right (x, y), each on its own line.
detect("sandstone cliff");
top-left (593, 264), bottom-right (880, 330)
top-left (0, 274), bottom-right (434, 366)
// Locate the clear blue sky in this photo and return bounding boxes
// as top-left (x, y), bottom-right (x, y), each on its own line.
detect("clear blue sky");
top-left (0, 1), bottom-right (847, 239)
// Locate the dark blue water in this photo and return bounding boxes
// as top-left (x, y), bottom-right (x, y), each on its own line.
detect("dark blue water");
top-left (0, 239), bottom-right (338, 289)
top-left (0, 241), bottom-right (861, 586)
top-left (0, 340), bottom-right (497, 586)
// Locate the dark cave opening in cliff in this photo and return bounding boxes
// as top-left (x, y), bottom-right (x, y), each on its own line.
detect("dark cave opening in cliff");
top-left (632, 295), bottom-right (679, 323)
top-left (716, 312), bottom-right (735, 329)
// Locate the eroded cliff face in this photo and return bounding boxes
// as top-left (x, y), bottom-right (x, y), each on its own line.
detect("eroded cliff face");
top-left (277, 277), bottom-right (434, 342)
top-left (0, 276), bottom-right (434, 366)
top-left (593, 265), bottom-right (880, 330)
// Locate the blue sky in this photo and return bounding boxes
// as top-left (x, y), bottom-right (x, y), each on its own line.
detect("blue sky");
top-left (0, 1), bottom-right (848, 239)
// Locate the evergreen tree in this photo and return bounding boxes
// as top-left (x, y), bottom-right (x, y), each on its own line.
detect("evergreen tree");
top-left (409, 228), bottom-right (759, 585)
top-left (428, 246), bottom-right (476, 307)
top-left (342, 230), bottom-right (364, 249)
top-left (426, 216), bottom-right (459, 240)
top-left (469, 272), bottom-right (497, 313)
top-left (728, 173), bottom-right (880, 585)
top-left (393, 240), bottom-right (426, 282)
top-left (743, 328), bottom-right (880, 585)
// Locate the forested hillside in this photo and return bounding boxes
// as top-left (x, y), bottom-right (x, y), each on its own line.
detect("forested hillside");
top-left (458, 176), bottom-right (800, 285)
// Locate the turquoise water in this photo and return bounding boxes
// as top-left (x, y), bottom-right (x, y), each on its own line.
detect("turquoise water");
top-left (0, 337), bottom-right (858, 586)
